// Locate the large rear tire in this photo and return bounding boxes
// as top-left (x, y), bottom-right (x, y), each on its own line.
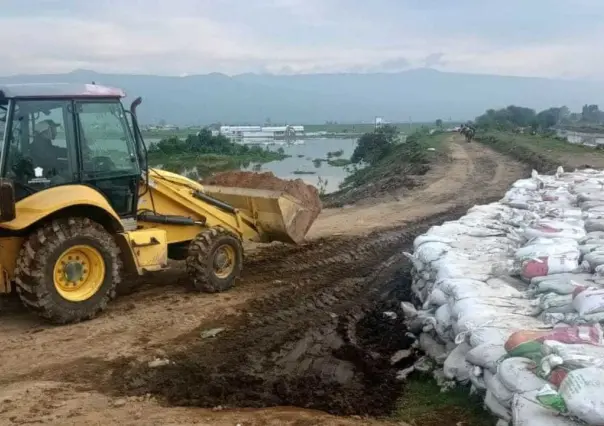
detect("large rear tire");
top-left (15, 217), bottom-right (122, 324)
top-left (186, 227), bottom-right (243, 293)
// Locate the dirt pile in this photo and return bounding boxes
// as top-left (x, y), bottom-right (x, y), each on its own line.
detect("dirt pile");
top-left (204, 171), bottom-right (322, 243)
top-left (206, 171), bottom-right (321, 210)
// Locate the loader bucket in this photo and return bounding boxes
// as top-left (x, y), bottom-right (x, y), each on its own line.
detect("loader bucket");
top-left (202, 185), bottom-right (321, 244)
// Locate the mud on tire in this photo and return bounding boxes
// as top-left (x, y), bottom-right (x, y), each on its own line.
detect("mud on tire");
top-left (186, 227), bottom-right (243, 293)
top-left (14, 217), bottom-right (122, 324)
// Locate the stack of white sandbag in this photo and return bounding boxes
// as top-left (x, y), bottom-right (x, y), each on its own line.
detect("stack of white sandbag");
top-left (404, 167), bottom-right (604, 426)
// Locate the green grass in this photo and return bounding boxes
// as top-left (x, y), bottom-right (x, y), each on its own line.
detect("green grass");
top-left (339, 131), bottom-right (448, 190)
top-left (476, 130), bottom-right (604, 171)
top-left (327, 158), bottom-right (352, 167)
top-left (142, 130), bottom-right (195, 139)
top-left (392, 375), bottom-right (494, 426)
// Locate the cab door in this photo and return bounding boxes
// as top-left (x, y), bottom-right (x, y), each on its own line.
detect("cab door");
top-left (74, 99), bottom-right (141, 218)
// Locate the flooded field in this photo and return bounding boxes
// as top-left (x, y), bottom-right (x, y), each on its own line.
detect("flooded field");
top-left (147, 137), bottom-right (359, 194)
top-left (242, 138), bottom-right (357, 193)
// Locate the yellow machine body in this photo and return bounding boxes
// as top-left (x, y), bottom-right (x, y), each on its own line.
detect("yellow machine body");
top-left (0, 168), bottom-right (318, 293)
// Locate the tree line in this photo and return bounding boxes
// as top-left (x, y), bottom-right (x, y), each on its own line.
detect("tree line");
top-left (473, 104), bottom-right (604, 132)
top-left (148, 128), bottom-right (283, 160)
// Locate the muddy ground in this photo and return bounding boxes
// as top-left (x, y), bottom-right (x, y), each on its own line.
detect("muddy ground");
top-left (0, 136), bottom-right (529, 425)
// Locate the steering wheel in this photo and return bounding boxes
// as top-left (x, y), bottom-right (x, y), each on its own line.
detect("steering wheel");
top-left (91, 156), bottom-right (116, 172)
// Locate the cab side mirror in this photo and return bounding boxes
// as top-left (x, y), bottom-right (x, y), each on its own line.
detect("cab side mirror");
top-left (0, 179), bottom-right (16, 222)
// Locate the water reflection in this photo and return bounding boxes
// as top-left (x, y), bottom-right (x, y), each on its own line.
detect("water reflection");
top-left (151, 138), bottom-right (357, 193)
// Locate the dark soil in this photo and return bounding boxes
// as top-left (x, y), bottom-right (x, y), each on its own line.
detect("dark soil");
top-left (107, 202), bottom-right (501, 416)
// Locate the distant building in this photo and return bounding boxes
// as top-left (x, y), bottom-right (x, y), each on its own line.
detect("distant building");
top-left (220, 125), bottom-right (304, 139)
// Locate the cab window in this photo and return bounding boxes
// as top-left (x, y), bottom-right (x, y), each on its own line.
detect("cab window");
top-left (4, 99), bottom-right (76, 199)
top-left (76, 101), bottom-right (139, 178)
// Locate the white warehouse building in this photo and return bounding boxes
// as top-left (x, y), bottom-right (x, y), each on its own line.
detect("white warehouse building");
top-left (220, 125), bottom-right (304, 139)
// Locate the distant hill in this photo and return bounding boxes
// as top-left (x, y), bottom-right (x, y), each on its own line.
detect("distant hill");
top-left (1, 69), bottom-right (602, 126)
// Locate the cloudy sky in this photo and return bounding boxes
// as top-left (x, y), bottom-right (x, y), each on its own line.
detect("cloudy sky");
top-left (1, 0), bottom-right (602, 79)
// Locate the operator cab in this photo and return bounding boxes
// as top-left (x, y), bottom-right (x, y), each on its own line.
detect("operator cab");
top-left (0, 83), bottom-right (144, 217)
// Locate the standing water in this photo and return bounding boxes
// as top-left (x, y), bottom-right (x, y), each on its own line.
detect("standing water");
top-left (242, 138), bottom-right (357, 193)
top-left (146, 137), bottom-right (358, 194)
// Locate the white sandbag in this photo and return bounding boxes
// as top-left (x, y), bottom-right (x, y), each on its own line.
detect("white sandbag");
top-left (585, 219), bottom-right (604, 233)
top-left (469, 326), bottom-right (516, 347)
top-left (584, 251), bottom-right (604, 270)
top-left (434, 303), bottom-right (452, 326)
top-left (434, 304), bottom-right (453, 340)
top-left (572, 288), bottom-right (604, 316)
top-left (498, 357), bottom-right (549, 394)
top-left (538, 293), bottom-right (574, 312)
top-left (468, 365), bottom-right (487, 390)
top-left (515, 240), bottom-right (580, 262)
top-left (541, 312), bottom-right (580, 326)
top-left (513, 176), bottom-right (544, 191)
top-left (400, 301), bottom-right (419, 318)
top-left (419, 333), bottom-right (448, 365)
top-left (415, 241), bottom-right (450, 263)
top-left (540, 340), bottom-right (604, 374)
top-left (402, 251), bottom-right (424, 272)
top-left (425, 288), bottom-right (447, 307)
top-left (433, 259), bottom-right (497, 282)
top-left (413, 234), bottom-right (454, 250)
top-left (532, 276), bottom-right (592, 295)
top-left (443, 342), bottom-right (472, 381)
top-left (466, 343), bottom-right (507, 373)
top-left (485, 390), bottom-right (512, 421)
top-left (538, 368), bottom-right (604, 425)
top-left (512, 391), bottom-right (578, 426)
top-left (523, 222), bottom-right (586, 241)
top-left (485, 370), bottom-right (515, 408)
top-left (531, 273), bottom-right (594, 286)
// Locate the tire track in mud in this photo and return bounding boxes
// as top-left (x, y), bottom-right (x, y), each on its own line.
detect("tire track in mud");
top-left (106, 200), bottom-right (510, 416)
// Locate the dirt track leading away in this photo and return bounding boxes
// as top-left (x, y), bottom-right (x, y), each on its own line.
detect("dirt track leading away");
top-left (0, 137), bottom-right (528, 425)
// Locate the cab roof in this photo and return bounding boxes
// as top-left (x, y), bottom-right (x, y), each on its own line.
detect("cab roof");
top-left (0, 83), bottom-right (126, 99)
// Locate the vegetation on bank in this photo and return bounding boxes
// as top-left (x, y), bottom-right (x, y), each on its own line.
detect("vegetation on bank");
top-left (476, 131), bottom-right (604, 171)
top-left (393, 375), bottom-right (494, 426)
top-left (469, 102), bottom-right (604, 170)
top-left (322, 125), bottom-right (446, 206)
top-left (473, 103), bottom-right (604, 134)
top-left (147, 128), bottom-right (288, 175)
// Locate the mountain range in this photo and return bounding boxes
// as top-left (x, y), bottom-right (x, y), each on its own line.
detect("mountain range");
top-left (1, 69), bottom-right (602, 126)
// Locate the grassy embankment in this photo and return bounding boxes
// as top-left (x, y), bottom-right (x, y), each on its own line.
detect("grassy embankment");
top-left (322, 129), bottom-right (449, 207)
top-left (475, 130), bottom-right (604, 171)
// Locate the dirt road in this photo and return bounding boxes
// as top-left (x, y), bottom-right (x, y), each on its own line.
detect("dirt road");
top-left (0, 137), bottom-right (527, 426)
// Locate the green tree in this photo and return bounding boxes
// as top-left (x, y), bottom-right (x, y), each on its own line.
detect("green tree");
top-left (351, 125), bottom-right (398, 165)
top-left (581, 104), bottom-right (603, 123)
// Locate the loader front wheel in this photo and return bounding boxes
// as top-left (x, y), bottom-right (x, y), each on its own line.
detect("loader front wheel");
top-left (14, 218), bottom-right (122, 324)
top-left (186, 227), bottom-right (243, 293)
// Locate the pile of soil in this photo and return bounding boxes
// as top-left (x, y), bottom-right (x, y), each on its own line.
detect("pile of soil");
top-left (204, 171), bottom-right (322, 243)
top-left (205, 172), bottom-right (319, 208)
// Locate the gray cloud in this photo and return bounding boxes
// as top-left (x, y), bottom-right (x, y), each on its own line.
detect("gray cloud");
top-left (0, 0), bottom-right (603, 79)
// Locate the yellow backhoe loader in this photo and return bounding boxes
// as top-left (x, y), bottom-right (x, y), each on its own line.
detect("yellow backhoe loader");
top-left (0, 83), bottom-right (320, 324)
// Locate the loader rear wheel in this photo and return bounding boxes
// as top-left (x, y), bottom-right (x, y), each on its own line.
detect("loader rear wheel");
top-left (14, 217), bottom-right (122, 324)
top-left (186, 227), bottom-right (243, 293)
